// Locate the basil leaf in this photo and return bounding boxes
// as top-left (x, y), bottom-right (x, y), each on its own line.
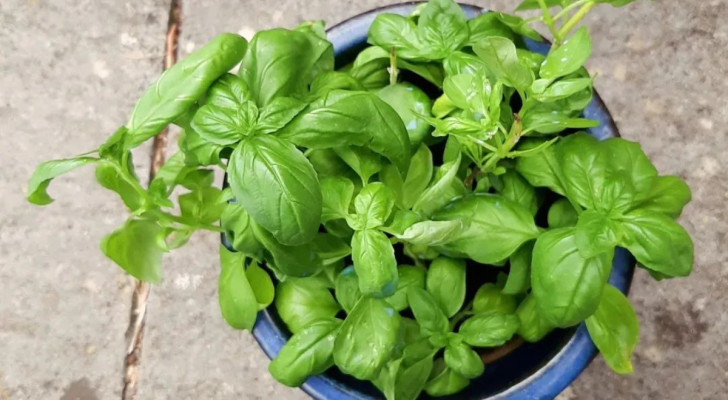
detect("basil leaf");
top-left (350, 46), bottom-right (444, 89)
top-left (467, 13), bottom-right (516, 46)
top-left (228, 135), bottom-right (322, 246)
top-left (27, 156), bottom-right (98, 205)
top-left (472, 283), bottom-right (517, 315)
top-left (434, 194), bottom-right (540, 264)
top-left (309, 71), bottom-right (364, 98)
top-left (515, 0), bottom-right (562, 11)
top-left (503, 241), bottom-right (533, 295)
top-left (494, 12), bottom-right (542, 42)
top-left (368, 14), bottom-right (424, 60)
top-left (540, 27), bottom-right (591, 80)
top-left (602, 138), bottom-right (658, 194)
top-left (335, 265), bottom-right (362, 313)
top-left (312, 233), bottom-right (351, 266)
top-left (246, 262), bottom-right (274, 310)
top-left (424, 360), bottom-right (470, 397)
top-left (518, 49), bottom-right (546, 75)
top-left (426, 257), bottom-right (467, 318)
top-left (532, 78), bottom-right (593, 102)
top-left (95, 161), bottom-right (143, 211)
top-left (547, 197), bottom-right (579, 228)
top-left (202, 73), bottom-right (251, 109)
top-left (402, 144), bottom-right (434, 209)
top-left (633, 175), bottom-right (691, 218)
top-left (221, 203), bottom-right (263, 257)
top-left (574, 210), bottom-right (621, 257)
top-left (522, 112), bottom-right (599, 135)
top-left (531, 227), bottom-right (613, 327)
top-left (557, 133), bottom-right (609, 209)
top-left (412, 154), bottom-right (464, 216)
top-left (191, 102), bottom-right (254, 146)
top-left (618, 209), bottom-right (693, 278)
top-left (218, 246), bottom-right (258, 330)
top-left (458, 312), bottom-right (519, 347)
top-left (334, 146), bottom-right (383, 184)
top-left (390, 354), bottom-right (434, 400)
top-left (585, 284), bottom-right (639, 374)
top-left (417, 0), bottom-right (469, 59)
top-left (308, 148), bottom-right (357, 180)
top-left (444, 342), bottom-right (484, 379)
top-left (127, 34), bottom-right (247, 147)
top-left (334, 298), bottom-right (401, 380)
top-left (320, 177), bottom-right (355, 223)
top-left (100, 219), bottom-right (165, 283)
top-left (352, 229), bottom-right (398, 297)
top-left (275, 278), bottom-right (340, 333)
top-left (349, 183), bottom-right (396, 230)
top-left (377, 83), bottom-right (433, 147)
top-left (255, 97), bottom-right (308, 134)
top-left (178, 125), bottom-right (223, 166)
top-left (240, 28), bottom-right (333, 106)
top-left (251, 221), bottom-right (323, 277)
top-left (407, 287), bottom-right (450, 336)
top-left (278, 90), bottom-right (411, 173)
top-left (473, 36), bottom-right (533, 91)
top-left (516, 294), bottom-right (554, 343)
top-left (515, 138), bottom-right (567, 196)
top-left (443, 51), bottom-right (487, 77)
top-left (294, 20), bottom-right (327, 39)
top-left (269, 318), bottom-right (341, 386)
top-left (499, 170), bottom-right (539, 216)
top-left (395, 220), bottom-right (464, 247)
top-left (179, 187), bottom-right (229, 226)
top-left (387, 266), bottom-right (426, 311)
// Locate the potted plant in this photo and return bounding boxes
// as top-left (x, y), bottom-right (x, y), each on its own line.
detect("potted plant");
top-left (27, 0), bottom-right (694, 399)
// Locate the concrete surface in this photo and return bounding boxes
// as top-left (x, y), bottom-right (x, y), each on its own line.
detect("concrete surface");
top-left (1, 0), bottom-right (726, 399)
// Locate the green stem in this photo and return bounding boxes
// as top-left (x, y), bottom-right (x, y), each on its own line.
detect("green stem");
top-left (552, 0), bottom-right (590, 22)
top-left (450, 300), bottom-right (474, 330)
top-left (388, 46), bottom-right (399, 86)
top-left (558, 1), bottom-right (596, 38)
top-left (537, 0), bottom-right (562, 44)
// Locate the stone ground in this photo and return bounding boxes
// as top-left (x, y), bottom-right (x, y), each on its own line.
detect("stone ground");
top-left (1, 0), bottom-right (726, 399)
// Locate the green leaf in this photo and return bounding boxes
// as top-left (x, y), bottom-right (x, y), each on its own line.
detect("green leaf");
top-left (312, 233), bottom-right (351, 266)
top-left (191, 102), bottom-right (253, 145)
top-left (426, 257), bottom-right (466, 318)
top-left (275, 278), bottom-right (341, 333)
top-left (334, 146), bottom-right (383, 184)
top-left (387, 266), bottom-right (426, 311)
top-left (335, 266), bottom-right (362, 313)
top-left (320, 177), bottom-right (355, 222)
top-left (382, 209), bottom-right (422, 236)
top-left (633, 175), bottom-right (691, 218)
top-left (467, 13), bottom-right (516, 46)
top-left (395, 220), bottom-right (465, 247)
top-left (499, 170), bottom-right (539, 216)
top-left (532, 78), bottom-right (593, 102)
top-left (246, 262), bottom-right (275, 310)
top-left (472, 283), bottom-right (517, 315)
top-left (349, 183), bottom-right (396, 230)
top-left (557, 133), bottom-right (609, 209)
top-left (407, 287), bottom-right (450, 336)
top-left (522, 112), bottom-right (599, 135)
top-left (531, 227), bottom-right (613, 327)
top-left (516, 294), bottom-right (554, 343)
top-left (518, 49), bottom-right (546, 75)
top-left (240, 28), bottom-right (332, 106)
top-left (269, 318), bottom-right (341, 386)
top-left (540, 27), bottom-right (591, 80)
top-left (412, 154), bottom-right (463, 216)
top-left (228, 135), bottom-right (321, 246)
top-left (126, 34), bottom-right (247, 147)
top-left (294, 20), bottom-right (327, 39)
top-left (202, 73), bottom-right (251, 109)
top-left (424, 360), bottom-right (470, 397)
top-left (515, 0), bottom-right (562, 11)
top-left (350, 46), bottom-right (445, 89)
top-left (334, 297), bottom-right (401, 380)
top-left (574, 210), bottom-right (621, 257)
top-left (278, 90), bottom-right (411, 173)
top-left (473, 36), bottom-right (533, 91)
top-left (458, 312), bottom-right (519, 347)
top-left (443, 51), bottom-right (487, 77)
top-left (251, 221), bottom-right (323, 277)
top-left (585, 285), bottom-right (639, 374)
top-left (374, 351), bottom-right (434, 400)
top-left (309, 71), bottom-right (364, 98)
top-left (547, 198), bottom-right (579, 228)
top-left (367, 14), bottom-right (424, 60)
top-left (618, 209), bottom-right (693, 278)
top-left (352, 229), bottom-right (398, 298)
top-left (401, 144), bottom-right (434, 209)
top-left (596, 0), bottom-right (639, 7)
top-left (515, 139), bottom-right (567, 196)
top-left (433, 194), bottom-right (540, 264)
top-left (100, 219), bottom-right (165, 283)
top-left (218, 246), bottom-right (258, 329)
top-left (220, 203), bottom-right (263, 257)
top-left (256, 97), bottom-right (308, 134)
top-left (178, 125), bottom-right (223, 166)
top-left (377, 83), bottom-right (433, 147)
top-left (494, 13), bottom-right (542, 41)
top-left (95, 161), bottom-right (143, 211)
top-left (179, 187), bottom-right (229, 226)
top-left (27, 156), bottom-right (98, 205)
top-left (444, 342), bottom-right (484, 379)
top-left (417, 0), bottom-right (469, 59)
top-left (503, 241), bottom-right (533, 295)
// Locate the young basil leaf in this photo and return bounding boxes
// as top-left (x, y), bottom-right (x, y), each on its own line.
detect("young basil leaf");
top-left (617, 209), bottom-right (693, 278)
top-left (494, 12), bottom-right (542, 42)
top-left (498, 170), bottom-right (539, 216)
top-left (269, 318), bottom-right (341, 386)
top-left (632, 175), bottom-right (691, 218)
top-left (126, 33), bottom-right (248, 147)
top-left (521, 111), bottom-right (599, 135)
top-left (444, 342), bottom-right (484, 379)
top-left (387, 266), bottom-right (427, 311)
top-left (503, 241), bottom-right (533, 295)
top-left (443, 74), bottom-right (482, 112)
top-left (275, 278), bottom-right (341, 333)
top-left (389, 353), bottom-right (435, 400)
top-left (458, 312), bottom-right (519, 347)
top-left (148, 152), bottom-right (194, 198)
top-left (352, 229), bottom-right (398, 298)
top-left (602, 138), bottom-right (658, 194)
top-left (95, 161), bottom-right (143, 211)
top-left (518, 49), bottom-right (546, 75)
top-left (547, 198), bottom-right (579, 228)
top-left (404, 145), bottom-right (435, 205)
top-left (426, 257), bottom-right (467, 318)
top-left (473, 36), bottom-right (533, 92)
top-left (178, 125), bottom-right (223, 166)
top-left (334, 146), bottom-right (383, 185)
top-left (228, 135), bottom-right (322, 246)
top-left (191, 101), bottom-right (254, 146)
top-left (240, 28), bottom-right (333, 106)
top-left (531, 78), bottom-right (593, 102)
top-left (349, 183), bottom-right (396, 230)
top-left (255, 97), bottom-right (308, 134)
top-left (557, 133), bottom-right (609, 209)
top-left (278, 90), bottom-right (411, 173)
top-left (433, 194), bottom-right (540, 264)
top-left (515, 139), bottom-right (568, 196)
top-left (472, 283), bottom-right (518, 315)
top-left (251, 221), bottom-right (323, 277)
top-left (221, 203), bottom-right (263, 257)
top-left (424, 360), bottom-right (470, 397)
top-left (382, 209), bottom-right (422, 236)
top-left (585, 284), bottom-right (639, 374)
top-left (246, 262), bottom-right (275, 310)
top-left (312, 233), bottom-right (351, 266)
top-left (408, 287), bottom-right (450, 336)
top-left (412, 154), bottom-right (464, 216)
top-left (100, 218), bottom-right (166, 283)
top-left (416, 0), bottom-right (469, 59)
top-left (432, 94), bottom-right (458, 118)
top-left (367, 14), bottom-right (424, 60)
top-left (307, 148), bottom-right (358, 180)
top-left (334, 297), bottom-right (401, 380)
top-left (202, 73), bottom-right (251, 109)
top-left (467, 13), bottom-right (516, 46)
top-left (516, 294), bottom-right (554, 343)
top-left (294, 20), bottom-right (327, 39)
top-left (335, 266), bottom-right (362, 313)
top-left (395, 220), bottom-right (465, 247)
top-left (531, 227), bottom-right (613, 327)
top-left (539, 27), bottom-right (591, 80)
top-left (320, 176), bottom-right (355, 223)
top-left (27, 156), bottom-right (98, 205)
top-left (574, 210), bottom-right (621, 257)
top-left (377, 83), bottom-right (433, 147)
top-left (309, 71), bottom-right (364, 98)
top-left (179, 187), bottom-right (229, 226)
top-left (350, 46), bottom-right (444, 89)
top-left (218, 246), bottom-right (258, 330)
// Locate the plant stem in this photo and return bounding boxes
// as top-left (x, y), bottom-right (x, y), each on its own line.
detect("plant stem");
top-left (552, 0), bottom-right (590, 22)
top-left (537, 0), bottom-right (562, 44)
top-left (558, 1), bottom-right (596, 39)
top-left (121, 2), bottom-right (181, 400)
top-left (388, 46), bottom-right (399, 86)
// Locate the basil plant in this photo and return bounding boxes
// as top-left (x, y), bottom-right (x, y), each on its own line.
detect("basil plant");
top-left (27, 0), bottom-right (693, 398)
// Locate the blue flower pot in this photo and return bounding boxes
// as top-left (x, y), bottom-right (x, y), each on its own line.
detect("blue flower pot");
top-left (228, 3), bottom-right (636, 399)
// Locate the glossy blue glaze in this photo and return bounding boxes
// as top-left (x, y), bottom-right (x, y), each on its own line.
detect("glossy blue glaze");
top-left (225, 3), bottom-right (636, 400)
